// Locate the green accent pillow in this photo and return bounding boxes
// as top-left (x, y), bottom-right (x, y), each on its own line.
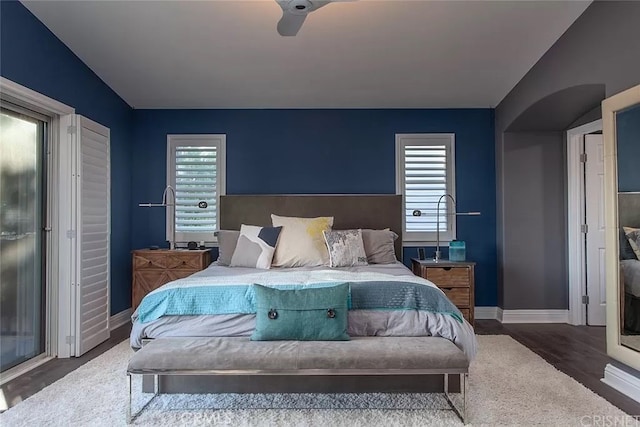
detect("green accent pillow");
top-left (251, 283), bottom-right (350, 341)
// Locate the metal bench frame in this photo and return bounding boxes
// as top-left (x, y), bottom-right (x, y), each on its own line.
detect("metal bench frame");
top-left (126, 367), bottom-right (468, 424)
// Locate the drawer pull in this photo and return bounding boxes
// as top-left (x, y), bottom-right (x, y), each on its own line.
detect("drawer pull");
top-left (147, 261), bottom-right (152, 265)
top-left (443, 267), bottom-right (452, 271)
top-left (182, 261), bottom-right (187, 265)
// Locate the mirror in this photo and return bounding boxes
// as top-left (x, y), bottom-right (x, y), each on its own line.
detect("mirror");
top-left (618, 103), bottom-right (640, 352)
top-left (604, 84), bottom-right (640, 370)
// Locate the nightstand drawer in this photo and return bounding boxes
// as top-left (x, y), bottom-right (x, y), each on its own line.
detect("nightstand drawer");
top-left (440, 287), bottom-right (470, 307)
top-left (426, 267), bottom-right (470, 287)
top-left (134, 252), bottom-right (206, 270)
top-left (133, 252), bottom-right (173, 269)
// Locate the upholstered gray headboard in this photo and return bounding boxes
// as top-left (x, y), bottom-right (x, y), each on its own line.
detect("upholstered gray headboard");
top-left (220, 195), bottom-right (403, 260)
top-left (619, 192), bottom-right (640, 228)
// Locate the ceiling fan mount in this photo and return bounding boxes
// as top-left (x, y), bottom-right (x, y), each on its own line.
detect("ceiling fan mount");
top-left (275, 0), bottom-right (350, 37)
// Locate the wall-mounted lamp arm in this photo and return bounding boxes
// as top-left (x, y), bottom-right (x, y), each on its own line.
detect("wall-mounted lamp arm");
top-left (411, 194), bottom-right (481, 262)
top-left (138, 185), bottom-right (177, 250)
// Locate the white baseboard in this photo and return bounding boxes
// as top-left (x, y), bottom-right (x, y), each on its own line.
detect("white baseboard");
top-left (110, 308), bottom-right (132, 331)
top-left (501, 309), bottom-right (569, 324)
top-left (602, 363), bottom-right (640, 403)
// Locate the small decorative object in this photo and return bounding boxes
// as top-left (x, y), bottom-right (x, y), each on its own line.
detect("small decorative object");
top-left (449, 240), bottom-right (466, 261)
top-left (418, 248), bottom-right (425, 260)
top-left (187, 241), bottom-right (198, 250)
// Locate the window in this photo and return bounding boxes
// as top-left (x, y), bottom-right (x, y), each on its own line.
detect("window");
top-left (167, 135), bottom-right (226, 244)
top-left (396, 133), bottom-right (455, 244)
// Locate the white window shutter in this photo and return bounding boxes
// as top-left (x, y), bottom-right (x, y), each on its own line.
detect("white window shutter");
top-left (396, 134), bottom-right (455, 243)
top-left (175, 146), bottom-right (217, 233)
top-left (404, 144), bottom-right (448, 232)
top-left (167, 135), bottom-right (226, 244)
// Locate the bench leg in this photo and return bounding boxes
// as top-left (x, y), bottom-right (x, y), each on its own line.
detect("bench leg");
top-left (444, 373), bottom-right (468, 424)
top-left (127, 373), bottom-right (159, 424)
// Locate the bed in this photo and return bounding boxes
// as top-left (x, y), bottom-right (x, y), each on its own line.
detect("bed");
top-left (619, 193), bottom-right (640, 333)
top-left (131, 261), bottom-right (477, 357)
top-left (129, 195), bottom-right (477, 396)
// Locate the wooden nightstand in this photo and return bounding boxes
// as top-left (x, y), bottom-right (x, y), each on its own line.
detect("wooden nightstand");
top-left (132, 249), bottom-right (211, 310)
top-left (411, 258), bottom-right (475, 325)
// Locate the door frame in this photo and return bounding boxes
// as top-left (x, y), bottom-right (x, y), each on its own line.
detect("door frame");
top-left (567, 118), bottom-right (602, 326)
top-left (0, 77), bottom-right (74, 383)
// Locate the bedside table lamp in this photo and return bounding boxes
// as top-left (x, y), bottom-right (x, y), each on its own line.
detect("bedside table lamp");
top-left (412, 194), bottom-right (480, 262)
top-left (139, 185), bottom-right (177, 250)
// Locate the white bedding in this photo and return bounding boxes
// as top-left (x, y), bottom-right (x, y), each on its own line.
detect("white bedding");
top-left (130, 261), bottom-right (478, 360)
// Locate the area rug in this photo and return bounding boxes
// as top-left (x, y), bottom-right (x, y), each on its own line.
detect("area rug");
top-left (0, 336), bottom-right (631, 426)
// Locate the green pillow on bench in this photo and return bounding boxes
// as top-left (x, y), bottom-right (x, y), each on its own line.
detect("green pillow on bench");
top-left (251, 283), bottom-right (350, 341)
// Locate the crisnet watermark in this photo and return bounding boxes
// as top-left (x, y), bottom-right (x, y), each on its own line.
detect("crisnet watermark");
top-left (580, 415), bottom-right (640, 426)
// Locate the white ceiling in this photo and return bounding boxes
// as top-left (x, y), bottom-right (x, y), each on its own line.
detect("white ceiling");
top-left (22, 0), bottom-right (591, 109)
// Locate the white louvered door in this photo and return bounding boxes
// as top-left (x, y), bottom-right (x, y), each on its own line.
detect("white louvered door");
top-left (58, 115), bottom-right (110, 357)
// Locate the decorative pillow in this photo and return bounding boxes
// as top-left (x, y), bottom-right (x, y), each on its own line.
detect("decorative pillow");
top-left (620, 228), bottom-right (638, 260)
top-left (270, 215), bottom-right (334, 267)
top-left (230, 225), bottom-right (282, 269)
top-left (361, 228), bottom-right (399, 264)
top-left (323, 229), bottom-right (368, 267)
top-left (215, 230), bottom-right (240, 266)
top-left (624, 227), bottom-right (640, 259)
top-left (251, 283), bottom-right (350, 341)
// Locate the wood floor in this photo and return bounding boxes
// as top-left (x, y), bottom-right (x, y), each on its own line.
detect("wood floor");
top-left (2, 321), bottom-right (640, 416)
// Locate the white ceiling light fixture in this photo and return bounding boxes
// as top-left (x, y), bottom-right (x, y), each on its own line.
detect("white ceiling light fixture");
top-left (275, 0), bottom-right (351, 36)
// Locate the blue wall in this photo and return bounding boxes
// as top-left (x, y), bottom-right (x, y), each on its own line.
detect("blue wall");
top-left (132, 109), bottom-right (497, 306)
top-left (2, 1), bottom-right (498, 309)
top-left (0, 1), bottom-right (134, 315)
top-left (618, 104), bottom-right (640, 192)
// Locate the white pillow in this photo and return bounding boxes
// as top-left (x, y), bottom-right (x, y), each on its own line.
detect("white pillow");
top-left (271, 214), bottom-right (334, 267)
top-left (323, 229), bottom-right (368, 268)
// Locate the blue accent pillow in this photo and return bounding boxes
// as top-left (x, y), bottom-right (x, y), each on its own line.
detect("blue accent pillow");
top-left (251, 283), bottom-right (350, 341)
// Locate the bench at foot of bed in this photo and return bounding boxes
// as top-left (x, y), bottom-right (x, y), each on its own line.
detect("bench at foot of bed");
top-left (126, 336), bottom-right (470, 424)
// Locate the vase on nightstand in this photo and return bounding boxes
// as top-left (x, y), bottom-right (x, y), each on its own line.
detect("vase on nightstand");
top-left (449, 240), bottom-right (466, 261)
